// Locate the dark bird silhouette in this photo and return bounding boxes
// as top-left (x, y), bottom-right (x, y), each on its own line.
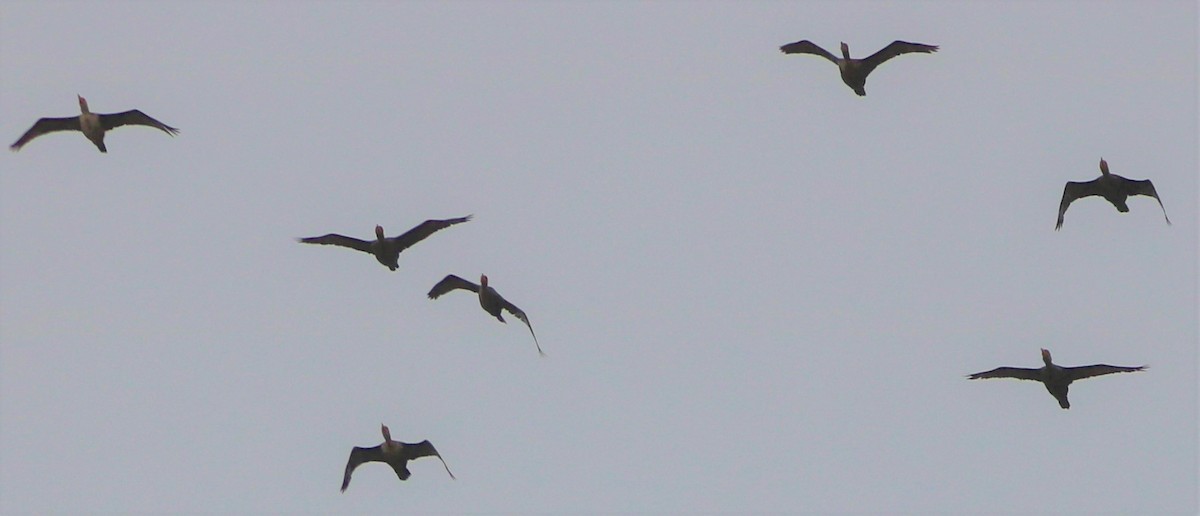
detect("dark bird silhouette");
top-left (341, 424), bottom-right (454, 492)
top-left (11, 95), bottom-right (178, 152)
top-left (298, 216), bottom-right (471, 271)
top-left (1056, 158), bottom-right (1170, 230)
top-left (967, 348), bottom-right (1145, 409)
top-left (428, 274), bottom-right (543, 356)
top-left (779, 40), bottom-right (938, 96)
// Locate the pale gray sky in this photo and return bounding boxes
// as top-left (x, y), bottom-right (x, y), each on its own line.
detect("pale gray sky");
top-left (2, 1), bottom-right (1196, 513)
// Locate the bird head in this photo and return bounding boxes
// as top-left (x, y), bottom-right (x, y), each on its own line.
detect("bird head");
top-left (1099, 158), bottom-right (1110, 176)
top-left (480, 274), bottom-right (488, 288)
top-left (77, 95), bottom-right (89, 112)
top-left (839, 42), bottom-right (850, 58)
top-left (380, 424), bottom-right (392, 442)
top-left (374, 225), bottom-right (385, 240)
top-left (1040, 348), bottom-right (1053, 365)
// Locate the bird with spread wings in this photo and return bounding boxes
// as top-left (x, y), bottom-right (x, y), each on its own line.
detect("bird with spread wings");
top-left (428, 273), bottom-right (543, 356)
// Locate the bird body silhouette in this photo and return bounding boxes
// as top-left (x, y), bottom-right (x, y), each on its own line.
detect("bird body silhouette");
top-left (968, 349), bottom-right (1145, 409)
top-left (780, 40), bottom-right (938, 96)
top-left (341, 424), bottom-right (454, 492)
top-left (299, 216), bottom-right (471, 270)
top-left (428, 273), bottom-right (543, 356)
top-left (11, 95), bottom-right (178, 153)
top-left (1056, 158), bottom-right (1169, 229)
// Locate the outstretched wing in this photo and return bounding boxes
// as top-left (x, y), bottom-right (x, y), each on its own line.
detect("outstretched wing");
top-left (779, 40), bottom-right (839, 64)
top-left (390, 215), bottom-right (472, 253)
top-left (402, 440), bottom-right (456, 479)
top-left (501, 297), bottom-right (544, 356)
top-left (10, 116), bottom-right (82, 150)
top-left (341, 445), bottom-right (383, 492)
top-left (860, 40), bottom-right (938, 75)
top-left (967, 366), bottom-right (1042, 381)
top-left (297, 233), bottom-right (373, 254)
top-left (427, 274), bottom-right (480, 299)
top-left (1065, 364), bottom-right (1146, 382)
top-left (1121, 178), bottom-right (1170, 225)
top-left (99, 110), bottom-right (179, 135)
top-left (1056, 179), bottom-right (1102, 230)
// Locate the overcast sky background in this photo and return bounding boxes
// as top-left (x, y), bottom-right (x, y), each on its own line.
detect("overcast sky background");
top-left (1, 1), bottom-right (1196, 513)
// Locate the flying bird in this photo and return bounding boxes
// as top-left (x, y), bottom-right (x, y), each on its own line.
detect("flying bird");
top-left (779, 40), bottom-right (938, 96)
top-left (11, 95), bottom-right (178, 152)
top-left (341, 424), bottom-right (454, 492)
top-left (428, 274), bottom-right (543, 356)
top-left (298, 216), bottom-right (472, 271)
top-left (1056, 158), bottom-right (1170, 230)
top-left (967, 348), bottom-right (1145, 409)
